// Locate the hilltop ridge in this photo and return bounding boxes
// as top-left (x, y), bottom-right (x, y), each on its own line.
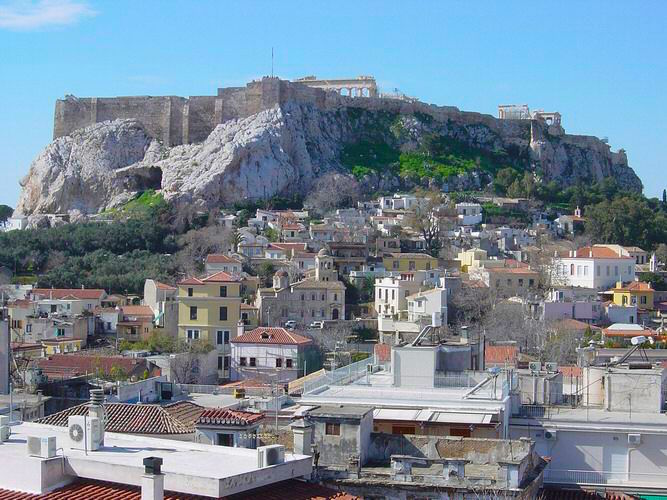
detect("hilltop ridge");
top-left (16, 77), bottom-right (642, 217)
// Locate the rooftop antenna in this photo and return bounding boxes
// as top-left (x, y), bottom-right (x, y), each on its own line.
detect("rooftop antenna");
top-left (271, 47), bottom-right (274, 78)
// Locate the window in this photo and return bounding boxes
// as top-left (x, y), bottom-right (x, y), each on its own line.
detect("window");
top-left (301, 294), bottom-right (305, 301)
top-left (597, 266), bottom-right (601, 276)
top-left (311, 309), bottom-right (315, 317)
top-left (219, 306), bottom-right (228, 321)
top-left (224, 356), bottom-right (230, 370)
top-left (606, 266), bottom-right (610, 276)
top-left (570, 264), bottom-right (575, 275)
top-left (641, 296), bottom-right (647, 305)
top-left (392, 260), bottom-right (399, 270)
top-left (391, 289), bottom-right (395, 300)
top-left (240, 357), bottom-right (247, 366)
top-left (614, 265), bottom-right (619, 276)
top-left (216, 330), bottom-right (230, 345)
top-left (325, 423), bottom-right (340, 436)
top-left (334, 293), bottom-right (338, 301)
top-left (219, 286), bottom-right (227, 297)
top-left (409, 261), bottom-right (416, 271)
top-left (187, 288), bottom-right (193, 297)
top-left (249, 357), bottom-right (256, 367)
top-left (286, 359), bottom-right (293, 368)
top-left (217, 433), bottom-right (234, 447)
top-left (26, 324), bottom-right (32, 333)
top-left (56, 328), bottom-right (65, 337)
top-left (426, 262), bottom-right (431, 270)
top-left (218, 356), bottom-right (223, 370)
top-left (311, 294), bottom-right (315, 301)
top-left (507, 279), bottom-right (512, 286)
top-left (190, 306), bottom-right (198, 320)
top-left (583, 266), bottom-right (588, 276)
top-left (50, 304), bottom-right (57, 313)
top-left (518, 279), bottom-right (524, 287)
top-left (622, 296), bottom-right (628, 305)
top-left (276, 358), bottom-right (282, 368)
top-left (321, 294), bottom-right (325, 301)
top-left (529, 279), bottom-right (535, 287)
top-left (187, 329), bottom-right (200, 340)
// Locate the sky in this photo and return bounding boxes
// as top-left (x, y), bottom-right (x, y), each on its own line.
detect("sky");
top-left (0, 0), bottom-right (665, 208)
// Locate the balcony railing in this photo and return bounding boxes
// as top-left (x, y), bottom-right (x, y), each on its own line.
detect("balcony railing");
top-left (544, 468), bottom-right (667, 487)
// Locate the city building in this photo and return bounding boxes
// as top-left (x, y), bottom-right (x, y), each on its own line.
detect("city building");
top-left (177, 271), bottom-right (242, 380)
top-left (552, 245), bottom-right (636, 290)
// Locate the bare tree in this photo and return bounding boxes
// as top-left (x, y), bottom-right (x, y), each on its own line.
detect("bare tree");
top-left (403, 189), bottom-right (457, 257)
top-left (304, 173), bottom-right (361, 217)
top-left (170, 340), bottom-right (214, 384)
top-left (175, 226), bottom-right (234, 276)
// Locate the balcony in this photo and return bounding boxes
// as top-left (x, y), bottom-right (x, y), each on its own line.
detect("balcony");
top-left (544, 468), bottom-right (667, 489)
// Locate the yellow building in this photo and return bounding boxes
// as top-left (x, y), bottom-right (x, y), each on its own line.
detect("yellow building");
top-left (456, 249), bottom-right (488, 273)
top-left (42, 338), bottom-right (83, 355)
top-left (383, 252), bottom-right (438, 272)
top-left (612, 281), bottom-right (654, 310)
top-left (178, 271), bottom-right (242, 380)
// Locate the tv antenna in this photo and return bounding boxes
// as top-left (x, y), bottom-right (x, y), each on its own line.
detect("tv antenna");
top-left (271, 47), bottom-right (274, 78)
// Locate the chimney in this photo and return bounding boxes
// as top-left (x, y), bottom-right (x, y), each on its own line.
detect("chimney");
top-left (142, 457), bottom-right (164, 500)
top-left (87, 389), bottom-right (105, 445)
top-left (237, 319), bottom-right (245, 338)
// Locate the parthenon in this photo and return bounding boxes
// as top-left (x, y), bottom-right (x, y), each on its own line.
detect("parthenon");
top-left (294, 75), bottom-right (379, 97)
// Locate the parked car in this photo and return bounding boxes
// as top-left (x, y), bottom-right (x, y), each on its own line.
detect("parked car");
top-left (309, 321), bottom-right (324, 329)
top-left (284, 320), bottom-right (297, 329)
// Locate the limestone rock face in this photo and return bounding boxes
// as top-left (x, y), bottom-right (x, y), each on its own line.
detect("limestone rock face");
top-left (16, 120), bottom-right (152, 215)
top-left (16, 98), bottom-right (643, 217)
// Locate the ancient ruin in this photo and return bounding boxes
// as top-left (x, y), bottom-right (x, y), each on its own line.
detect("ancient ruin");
top-left (498, 104), bottom-right (562, 127)
top-left (293, 75), bottom-right (378, 97)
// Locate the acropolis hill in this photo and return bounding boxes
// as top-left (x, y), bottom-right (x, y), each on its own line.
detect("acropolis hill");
top-left (16, 76), bottom-right (642, 217)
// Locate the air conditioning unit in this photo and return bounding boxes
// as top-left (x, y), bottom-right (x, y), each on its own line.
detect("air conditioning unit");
top-left (544, 362), bottom-right (558, 373)
top-left (27, 436), bottom-right (56, 458)
top-left (529, 361), bottom-right (542, 373)
top-left (544, 430), bottom-right (557, 441)
top-left (67, 415), bottom-right (103, 451)
top-left (257, 444), bottom-right (285, 468)
top-left (628, 433), bottom-right (641, 445)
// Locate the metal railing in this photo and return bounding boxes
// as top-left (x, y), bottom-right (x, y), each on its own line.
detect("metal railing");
top-left (544, 469), bottom-right (667, 487)
top-left (302, 356), bottom-right (375, 394)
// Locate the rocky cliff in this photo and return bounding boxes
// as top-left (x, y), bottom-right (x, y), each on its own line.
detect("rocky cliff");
top-left (16, 88), bottom-right (643, 216)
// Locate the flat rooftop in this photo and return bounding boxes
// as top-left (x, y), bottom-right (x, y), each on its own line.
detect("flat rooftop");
top-left (0, 422), bottom-right (311, 497)
top-left (511, 406), bottom-right (667, 433)
top-left (300, 371), bottom-right (507, 414)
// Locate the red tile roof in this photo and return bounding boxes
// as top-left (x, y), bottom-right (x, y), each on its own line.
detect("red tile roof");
top-left (232, 327), bottom-right (312, 345)
top-left (560, 246), bottom-right (633, 260)
top-left (559, 366), bottom-right (583, 378)
top-left (35, 402), bottom-right (196, 434)
top-left (179, 271), bottom-right (240, 285)
top-left (32, 288), bottom-right (106, 300)
top-left (374, 343), bottom-right (391, 362)
top-left (197, 408), bottom-right (265, 426)
top-left (552, 318), bottom-right (601, 332)
top-left (485, 345), bottom-right (519, 365)
top-left (206, 254), bottom-right (241, 264)
top-left (163, 401), bottom-right (206, 428)
top-left (121, 305), bottom-right (154, 317)
top-left (155, 281), bottom-right (177, 290)
top-left (36, 355), bottom-right (153, 379)
top-left (612, 281), bottom-right (654, 292)
top-left (268, 242), bottom-right (308, 252)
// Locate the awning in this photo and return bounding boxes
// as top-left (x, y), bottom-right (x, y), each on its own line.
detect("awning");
top-left (373, 408), bottom-right (494, 425)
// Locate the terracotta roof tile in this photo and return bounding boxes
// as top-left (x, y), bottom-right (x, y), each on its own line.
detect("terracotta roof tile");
top-left (374, 343), bottom-right (391, 362)
top-left (612, 281), bottom-right (654, 292)
top-left (121, 305), bottom-right (154, 317)
top-left (232, 327), bottom-right (312, 345)
top-left (0, 479), bottom-right (205, 499)
top-left (485, 345), bottom-right (519, 365)
top-left (32, 288), bottom-right (106, 300)
top-left (560, 246), bottom-right (633, 260)
top-left (163, 401), bottom-right (206, 428)
top-left (155, 281), bottom-right (177, 290)
top-left (206, 254), bottom-right (241, 264)
top-left (197, 408), bottom-right (264, 426)
top-left (36, 355), bottom-right (152, 379)
top-left (35, 402), bottom-right (195, 434)
top-left (178, 271), bottom-right (240, 285)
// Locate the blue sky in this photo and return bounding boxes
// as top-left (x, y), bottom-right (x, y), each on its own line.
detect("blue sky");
top-left (1, 0), bottom-right (665, 207)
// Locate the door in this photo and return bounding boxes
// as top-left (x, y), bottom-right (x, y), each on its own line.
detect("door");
top-left (603, 445), bottom-right (627, 483)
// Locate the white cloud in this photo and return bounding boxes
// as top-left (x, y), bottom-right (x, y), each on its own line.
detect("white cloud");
top-left (0, 0), bottom-right (95, 30)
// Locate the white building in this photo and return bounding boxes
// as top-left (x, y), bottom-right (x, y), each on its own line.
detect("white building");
top-left (143, 279), bottom-right (178, 336)
top-left (552, 245), bottom-right (636, 290)
top-left (456, 202), bottom-right (483, 225)
top-left (204, 254), bottom-right (243, 275)
top-left (374, 270), bottom-right (443, 317)
top-left (406, 286), bottom-right (448, 324)
top-left (230, 327), bottom-right (313, 383)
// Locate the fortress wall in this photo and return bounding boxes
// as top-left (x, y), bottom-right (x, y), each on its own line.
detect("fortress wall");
top-left (95, 96), bottom-right (181, 145)
top-left (53, 98), bottom-right (95, 138)
top-left (186, 96), bottom-right (218, 143)
top-left (217, 87), bottom-right (248, 123)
